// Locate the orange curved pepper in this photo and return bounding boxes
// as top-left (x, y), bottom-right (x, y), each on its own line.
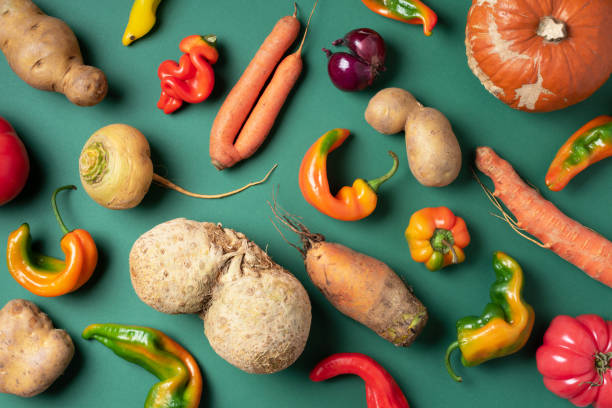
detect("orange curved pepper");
top-left (298, 128), bottom-right (398, 221)
top-left (405, 207), bottom-right (470, 271)
top-left (6, 185), bottom-right (97, 297)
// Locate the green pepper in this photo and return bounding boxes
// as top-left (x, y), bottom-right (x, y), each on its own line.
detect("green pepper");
top-left (546, 116), bottom-right (612, 191)
top-left (82, 324), bottom-right (202, 408)
top-left (361, 0), bottom-right (438, 36)
top-left (444, 252), bottom-right (535, 382)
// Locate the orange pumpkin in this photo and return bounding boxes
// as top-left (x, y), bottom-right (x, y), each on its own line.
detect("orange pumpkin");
top-left (466, 0), bottom-right (612, 112)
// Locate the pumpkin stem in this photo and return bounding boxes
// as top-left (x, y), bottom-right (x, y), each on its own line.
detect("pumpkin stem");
top-left (537, 16), bottom-right (567, 42)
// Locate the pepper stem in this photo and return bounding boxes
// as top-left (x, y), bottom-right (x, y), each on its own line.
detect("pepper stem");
top-left (367, 151), bottom-right (399, 192)
top-left (51, 185), bottom-right (77, 235)
top-left (442, 239), bottom-right (458, 264)
top-left (445, 341), bottom-right (463, 382)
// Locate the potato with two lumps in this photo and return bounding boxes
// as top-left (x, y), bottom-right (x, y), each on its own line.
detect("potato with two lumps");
top-left (0, 299), bottom-right (74, 397)
top-left (130, 218), bottom-right (312, 374)
top-left (365, 87), bottom-right (462, 187)
top-left (0, 0), bottom-right (107, 106)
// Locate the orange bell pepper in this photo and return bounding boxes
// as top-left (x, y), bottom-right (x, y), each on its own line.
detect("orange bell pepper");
top-left (298, 128), bottom-right (398, 221)
top-left (405, 207), bottom-right (470, 271)
top-left (6, 185), bottom-right (97, 297)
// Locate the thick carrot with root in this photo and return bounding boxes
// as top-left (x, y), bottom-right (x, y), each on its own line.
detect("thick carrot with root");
top-left (475, 146), bottom-right (612, 286)
top-left (210, 2), bottom-right (317, 170)
top-left (271, 201), bottom-right (428, 347)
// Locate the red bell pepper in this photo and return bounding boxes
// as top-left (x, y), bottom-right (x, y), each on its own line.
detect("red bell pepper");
top-left (536, 314), bottom-right (612, 408)
top-left (157, 34), bottom-right (218, 114)
top-left (310, 353), bottom-right (409, 408)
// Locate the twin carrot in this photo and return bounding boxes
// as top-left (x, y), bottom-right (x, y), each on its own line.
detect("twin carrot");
top-left (210, 2), bottom-right (317, 170)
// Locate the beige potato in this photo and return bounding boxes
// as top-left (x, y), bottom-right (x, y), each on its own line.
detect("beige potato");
top-left (405, 106), bottom-right (461, 187)
top-left (130, 218), bottom-right (311, 374)
top-left (0, 299), bottom-right (74, 397)
top-left (0, 0), bottom-right (107, 106)
top-left (365, 88), bottom-right (421, 134)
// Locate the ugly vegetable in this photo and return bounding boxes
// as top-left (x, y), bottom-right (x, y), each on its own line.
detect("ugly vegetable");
top-left (536, 314), bottom-right (612, 408)
top-left (79, 124), bottom-right (275, 210)
top-left (210, 2), bottom-right (317, 170)
top-left (129, 218), bottom-right (311, 374)
top-left (361, 0), bottom-right (437, 36)
top-left (0, 117), bottom-right (29, 206)
top-left (122, 0), bottom-right (163, 46)
top-left (7, 185), bottom-right (97, 297)
top-left (310, 353), bottom-right (409, 408)
top-left (365, 88), bottom-right (420, 135)
top-left (157, 34), bottom-right (218, 114)
top-left (405, 207), bottom-right (470, 271)
top-left (546, 116), bottom-right (612, 191)
top-left (445, 252), bottom-right (534, 382)
top-left (465, 0), bottom-right (612, 112)
top-left (271, 203), bottom-right (427, 347)
top-left (82, 324), bottom-right (202, 408)
top-left (475, 146), bottom-right (612, 287)
top-left (323, 28), bottom-right (386, 91)
top-left (299, 128), bottom-right (398, 221)
top-left (0, 0), bottom-right (108, 106)
top-left (0, 299), bottom-right (74, 397)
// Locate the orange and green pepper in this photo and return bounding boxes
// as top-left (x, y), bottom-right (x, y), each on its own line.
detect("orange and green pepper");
top-left (445, 252), bottom-right (535, 382)
top-left (6, 185), bottom-right (97, 297)
top-left (545, 115), bottom-right (612, 191)
top-left (298, 128), bottom-right (398, 221)
top-left (82, 324), bottom-right (202, 408)
top-left (361, 0), bottom-right (438, 36)
top-left (157, 34), bottom-right (218, 114)
top-left (405, 207), bottom-right (470, 271)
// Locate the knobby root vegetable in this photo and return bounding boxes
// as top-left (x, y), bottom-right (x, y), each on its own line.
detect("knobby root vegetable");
top-left (364, 87), bottom-right (462, 187)
top-left (209, 4), bottom-right (305, 170)
top-left (475, 146), bottom-right (612, 286)
top-left (0, 0), bottom-right (108, 106)
top-left (0, 299), bottom-right (74, 397)
top-left (129, 218), bottom-right (311, 374)
top-left (271, 202), bottom-right (427, 347)
top-left (79, 124), bottom-right (276, 209)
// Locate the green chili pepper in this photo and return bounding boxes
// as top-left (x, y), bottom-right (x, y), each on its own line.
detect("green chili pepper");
top-left (361, 0), bottom-right (438, 36)
top-left (82, 324), bottom-right (202, 408)
top-left (444, 252), bottom-right (535, 382)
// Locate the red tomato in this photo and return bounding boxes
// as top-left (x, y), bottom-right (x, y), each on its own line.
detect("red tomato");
top-left (0, 117), bottom-right (29, 205)
top-left (537, 315), bottom-right (612, 408)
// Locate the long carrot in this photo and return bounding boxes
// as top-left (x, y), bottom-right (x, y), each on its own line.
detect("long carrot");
top-left (475, 146), bottom-right (612, 287)
top-left (210, 2), bottom-right (317, 170)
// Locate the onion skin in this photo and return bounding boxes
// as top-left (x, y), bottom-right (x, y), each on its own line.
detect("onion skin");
top-left (79, 124), bottom-right (153, 210)
top-left (325, 51), bottom-right (375, 92)
top-left (336, 28), bottom-right (386, 69)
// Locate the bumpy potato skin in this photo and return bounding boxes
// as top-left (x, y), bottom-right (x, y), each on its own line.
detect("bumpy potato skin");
top-left (405, 107), bottom-right (462, 187)
top-left (130, 219), bottom-right (312, 374)
top-left (0, 299), bottom-right (74, 397)
top-left (0, 0), bottom-right (107, 106)
top-left (365, 88), bottom-right (421, 135)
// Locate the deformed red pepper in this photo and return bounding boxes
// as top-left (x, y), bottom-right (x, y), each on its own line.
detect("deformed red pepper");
top-left (361, 0), bottom-right (437, 36)
top-left (157, 34), bottom-right (218, 114)
top-left (310, 353), bottom-right (409, 408)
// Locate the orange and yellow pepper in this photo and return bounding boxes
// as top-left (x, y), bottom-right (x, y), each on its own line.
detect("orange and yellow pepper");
top-left (298, 128), bottom-right (398, 221)
top-left (6, 185), bottom-right (97, 297)
top-left (405, 207), bottom-right (470, 271)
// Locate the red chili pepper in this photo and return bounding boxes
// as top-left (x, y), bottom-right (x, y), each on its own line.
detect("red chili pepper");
top-left (310, 353), bottom-right (409, 408)
top-left (157, 34), bottom-right (218, 114)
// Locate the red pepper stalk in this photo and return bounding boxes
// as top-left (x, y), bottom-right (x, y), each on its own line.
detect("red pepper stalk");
top-left (361, 0), bottom-right (437, 36)
top-left (311, 353), bottom-right (409, 408)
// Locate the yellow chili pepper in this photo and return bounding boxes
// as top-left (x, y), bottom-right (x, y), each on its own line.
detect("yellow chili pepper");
top-left (122, 0), bottom-right (163, 46)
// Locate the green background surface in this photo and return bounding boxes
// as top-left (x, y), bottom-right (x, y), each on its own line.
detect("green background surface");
top-left (1, 0), bottom-right (611, 407)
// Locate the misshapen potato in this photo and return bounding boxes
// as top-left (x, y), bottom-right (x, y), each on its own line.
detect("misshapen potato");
top-left (130, 218), bottom-right (311, 374)
top-left (0, 299), bottom-right (74, 397)
top-left (0, 0), bottom-right (107, 106)
top-left (405, 106), bottom-right (461, 187)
